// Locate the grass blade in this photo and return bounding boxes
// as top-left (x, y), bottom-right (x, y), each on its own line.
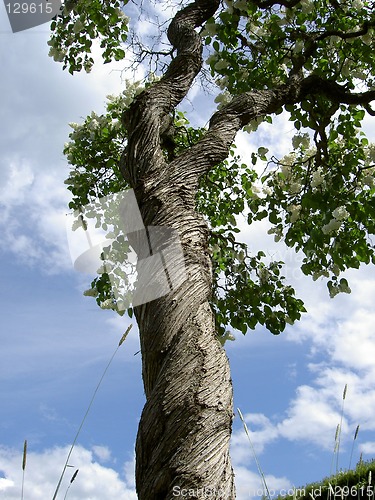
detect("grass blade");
top-left (63, 469), bottom-right (79, 500)
top-left (348, 425), bottom-right (360, 471)
top-left (336, 384), bottom-right (348, 474)
top-left (237, 408), bottom-right (271, 500)
top-left (21, 440), bottom-right (27, 500)
top-left (52, 326), bottom-right (132, 500)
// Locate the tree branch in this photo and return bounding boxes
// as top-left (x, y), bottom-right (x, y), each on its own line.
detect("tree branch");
top-left (168, 78), bottom-right (304, 184)
top-left (121, 0), bottom-right (220, 186)
top-left (168, 69), bottom-right (375, 187)
top-left (300, 75), bottom-right (375, 106)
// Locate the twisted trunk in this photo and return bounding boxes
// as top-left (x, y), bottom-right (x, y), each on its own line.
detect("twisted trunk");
top-left (133, 186), bottom-right (235, 498)
top-left (121, 2), bottom-right (237, 497)
top-left (120, 1), bottom-right (319, 497)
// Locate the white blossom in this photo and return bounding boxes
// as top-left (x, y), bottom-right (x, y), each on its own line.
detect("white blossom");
top-left (48, 47), bottom-right (66, 63)
top-left (216, 77), bottom-right (229, 90)
top-left (84, 59), bottom-right (94, 73)
top-left (292, 133), bottom-right (310, 150)
top-left (331, 264), bottom-right (341, 276)
top-left (249, 184), bottom-right (261, 199)
top-left (341, 61), bottom-right (353, 77)
top-left (312, 270), bottom-right (329, 281)
top-left (234, 0), bottom-right (248, 10)
top-left (332, 206), bottom-right (350, 221)
top-left (288, 204), bottom-right (302, 222)
top-left (73, 19), bottom-right (84, 33)
top-left (268, 226), bottom-right (283, 242)
top-left (290, 181), bottom-right (302, 194)
top-left (100, 299), bottom-right (116, 310)
top-left (294, 40), bottom-right (304, 54)
top-left (352, 69), bottom-right (367, 80)
top-left (362, 175), bottom-right (374, 188)
top-left (311, 167), bottom-right (324, 189)
top-left (361, 30), bottom-right (373, 45)
top-left (258, 267), bottom-right (270, 284)
top-left (116, 8), bottom-right (129, 22)
top-left (214, 90), bottom-right (233, 108)
top-left (89, 118), bottom-right (99, 130)
top-left (224, 0), bottom-right (234, 13)
top-left (203, 22), bottom-right (219, 36)
top-left (282, 153), bottom-right (296, 167)
top-left (243, 116), bottom-right (263, 133)
top-left (322, 218), bottom-right (342, 234)
top-left (300, 0), bottom-right (314, 13)
top-left (329, 286), bottom-right (340, 298)
top-left (339, 281), bottom-right (351, 294)
top-left (368, 144), bottom-right (375, 162)
top-left (352, 0), bottom-right (364, 9)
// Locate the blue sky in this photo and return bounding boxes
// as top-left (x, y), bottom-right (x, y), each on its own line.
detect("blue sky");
top-left (1, 3), bottom-right (375, 499)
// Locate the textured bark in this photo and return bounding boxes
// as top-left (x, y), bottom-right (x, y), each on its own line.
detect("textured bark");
top-left (134, 189), bottom-right (235, 499)
top-left (121, 1), bottom-right (238, 497)
top-left (120, 0), bottom-right (341, 497)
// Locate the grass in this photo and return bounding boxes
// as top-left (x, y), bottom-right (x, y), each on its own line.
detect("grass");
top-left (51, 324), bottom-right (132, 500)
top-left (21, 439), bottom-right (27, 500)
top-left (331, 384), bottom-right (348, 476)
top-left (275, 459), bottom-right (375, 500)
top-left (239, 383), bottom-right (373, 500)
top-left (238, 407), bottom-right (272, 500)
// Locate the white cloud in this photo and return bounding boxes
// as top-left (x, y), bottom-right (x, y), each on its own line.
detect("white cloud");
top-left (0, 445), bottom-right (136, 500)
top-left (0, 14), bottom-right (145, 273)
top-left (232, 413), bottom-right (279, 463)
top-left (236, 112), bottom-right (294, 162)
top-left (235, 466), bottom-right (292, 500)
top-left (277, 384), bottom-right (346, 449)
top-left (0, 160), bottom-right (35, 207)
top-left (359, 442), bottom-right (375, 455)
top-left (0, 161), bottom-right (71, 271)
top-left (92, 445), bottom-right (112, 462)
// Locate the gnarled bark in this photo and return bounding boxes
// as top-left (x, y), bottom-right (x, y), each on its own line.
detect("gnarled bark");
top-left (134, 188), bottom-right (235, 498)
top-left (122, 1), bottom-right (236, 498)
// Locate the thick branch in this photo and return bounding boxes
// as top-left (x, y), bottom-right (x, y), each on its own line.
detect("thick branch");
top-left (316, 19), bottom-right (375, 41)
top-left (300, 75), bottom-right (375, 106)
top-left (167, 78), bottom-right (304, 186)
top-left (122, 0), bottom-right (220, 187)
top-left (167, 71), bottom-right (375, 189)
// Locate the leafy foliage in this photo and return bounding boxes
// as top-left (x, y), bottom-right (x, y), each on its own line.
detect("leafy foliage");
top-left (49, 0), bottom-right (129, 73)
top-left (247, 109), bottom-right (375, 297)
top-left (196, 150), bottom-right (306, 337)
top-left (55, 0), bottom-right (375, 342)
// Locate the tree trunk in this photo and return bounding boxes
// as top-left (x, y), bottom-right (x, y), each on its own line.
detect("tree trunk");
top-left (119, 0), bottom-right (309, 496)
top-left (133, 187), bottom-right (235, 498)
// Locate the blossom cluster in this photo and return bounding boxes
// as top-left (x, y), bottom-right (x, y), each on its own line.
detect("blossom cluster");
top-left (322, 206), bottom-right (350, 235)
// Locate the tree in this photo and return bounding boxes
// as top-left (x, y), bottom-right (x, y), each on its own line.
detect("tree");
top-left (49, 0), bottom-right (375, 497)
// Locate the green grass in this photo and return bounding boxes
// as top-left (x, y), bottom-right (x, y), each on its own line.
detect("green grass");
top-left (240, 384), bottom-right (374, 500)
top-left (276, 459), bottom-right (375, 500)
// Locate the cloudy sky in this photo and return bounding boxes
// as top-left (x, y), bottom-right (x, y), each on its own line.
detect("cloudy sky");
top-left (1, 3), bottom-right (375, 500)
